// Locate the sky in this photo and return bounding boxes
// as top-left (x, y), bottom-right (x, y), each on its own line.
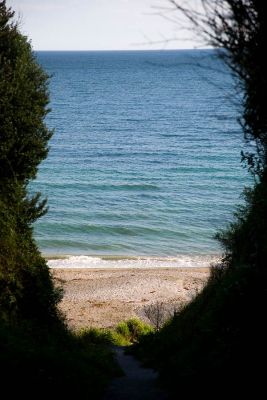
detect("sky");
top-left (7, 0), bottom-right (200, 51)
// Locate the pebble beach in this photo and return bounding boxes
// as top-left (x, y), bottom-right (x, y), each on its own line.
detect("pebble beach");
top-left (51, 267), bottom-right (210, 330)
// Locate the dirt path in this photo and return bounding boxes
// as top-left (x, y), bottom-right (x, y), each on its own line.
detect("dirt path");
top-left (102, 346), bottom-right (169, 400)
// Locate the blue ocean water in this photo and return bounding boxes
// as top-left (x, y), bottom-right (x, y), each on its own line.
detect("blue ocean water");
top-left (33, 50), bottom-right (250, 267)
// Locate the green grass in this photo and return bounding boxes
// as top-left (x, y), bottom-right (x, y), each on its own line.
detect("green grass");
top-left (78, 318), bottom-right (154, 347)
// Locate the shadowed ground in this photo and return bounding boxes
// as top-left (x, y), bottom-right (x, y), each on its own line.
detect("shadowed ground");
top-left (103, 346), bottom-right (169, 400)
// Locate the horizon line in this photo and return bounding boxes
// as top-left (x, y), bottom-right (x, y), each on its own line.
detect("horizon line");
top-left (34, 47), bottom-right (213, 52)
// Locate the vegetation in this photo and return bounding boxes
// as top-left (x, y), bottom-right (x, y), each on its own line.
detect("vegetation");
top-left (1, 0), bottom-right (266, 396)
top-left (143, 301), bottom-right (182, 330)
top-left (0, 320), bottom-right (119, 398)
top-left (78, 318), bottom-right (153, 347)
top-left (0, 0), bottom-right (61, 325)
top-left (133, 1), bottom-right (267, 395)
top-left (0, 2), bottom-right (118, 397)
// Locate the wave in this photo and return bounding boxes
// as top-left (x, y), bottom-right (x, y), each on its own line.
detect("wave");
top-left (37, 182), bottom-right (160, 192)
top-left (33, 51), bottom-right (250, 258)
top-left (47, 254), bottom-right (221, 269)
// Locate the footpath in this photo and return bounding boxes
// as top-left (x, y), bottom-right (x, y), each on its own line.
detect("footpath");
top-left (103, 346), bottom-right (169, 400)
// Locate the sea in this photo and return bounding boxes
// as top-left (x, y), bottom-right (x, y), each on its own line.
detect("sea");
top-left (33, 50), bottom-right (250, 269)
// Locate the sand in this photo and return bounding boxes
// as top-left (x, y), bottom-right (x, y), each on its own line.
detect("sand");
top-left (51, 267), bottom-right (210, 330)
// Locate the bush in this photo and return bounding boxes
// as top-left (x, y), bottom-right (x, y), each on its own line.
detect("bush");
top-left (0, 320), bottom-right (120, 399)
top-left (78, 319), bottom-right (154, 348)
top-left (115, 318), bottom-right (153, 344)
top-left (77, 327), bottom-right (114, 345)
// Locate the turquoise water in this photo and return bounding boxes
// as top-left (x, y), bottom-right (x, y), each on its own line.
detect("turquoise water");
top-left (33, 50), bottom-right (249, 267)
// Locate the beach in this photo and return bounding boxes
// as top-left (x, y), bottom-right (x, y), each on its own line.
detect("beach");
top-left (51, 267), bottom-right (210, 330)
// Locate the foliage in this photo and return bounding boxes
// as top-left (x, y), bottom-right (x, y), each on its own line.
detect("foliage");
top-left (0, 319), bottom-right (120, 399)
top-left (0, 1), bottom-right (52, 182)
top-left (115, 318), bottom-right (153, 344)
top-left (169, 0), bottom-right (267, 176)
top-left (0, 3), bottom-right (121, 398)
top-left (134, 264), bottom-right (267, 395)
top-left (133, 1), bottom-right (267, 395)
top-left (216, 173), bottom-right (267, 271)
top-left (143, 301), bottom-right (182, 331)
top-left (0, 0), bottom-right (61, 324)
top-left (78, 318), bottom-right (154, 347)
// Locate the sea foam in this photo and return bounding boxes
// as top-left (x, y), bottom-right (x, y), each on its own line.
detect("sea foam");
top-left (47, 254), bottom-right (221, 269)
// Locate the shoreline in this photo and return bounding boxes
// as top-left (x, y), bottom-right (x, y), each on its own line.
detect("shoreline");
top-left (47, 253), bottom-right (220, 270)
top-left (52, 267), bottom-right (210, 330)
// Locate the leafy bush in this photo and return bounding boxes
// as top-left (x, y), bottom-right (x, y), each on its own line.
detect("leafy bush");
top-left (78, 319), bottom-right (154, 347)
top-left (77, 327), bottom-right (114, 345)
top-left (0, 320), bottom-right (120, 399)
top-left (115, 318), bottom-right (153, 344)
top-left (134, 263), bottom-right (267, 395)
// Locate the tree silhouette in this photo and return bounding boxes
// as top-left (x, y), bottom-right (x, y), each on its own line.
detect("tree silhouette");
top-left (0, 1), bottom-right (62, 324)
top-left (167, 0), bottom-right (267, 176)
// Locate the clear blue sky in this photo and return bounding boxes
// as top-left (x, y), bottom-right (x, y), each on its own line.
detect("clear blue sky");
top-left (7, 0), bottom-right (199, 51)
